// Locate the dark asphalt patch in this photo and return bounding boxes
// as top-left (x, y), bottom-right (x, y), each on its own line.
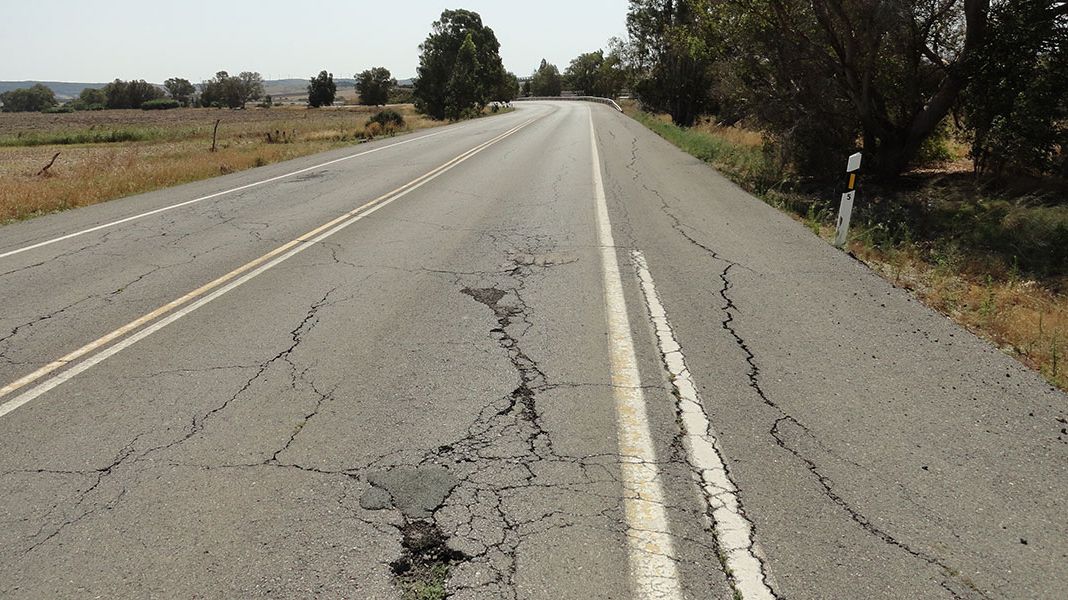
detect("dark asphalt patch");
top-left (361, 466), bottom-right (458, 520)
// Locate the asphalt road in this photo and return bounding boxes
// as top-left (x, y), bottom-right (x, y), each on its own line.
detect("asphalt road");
top-left (0, 102), bottom-right (1065, 600)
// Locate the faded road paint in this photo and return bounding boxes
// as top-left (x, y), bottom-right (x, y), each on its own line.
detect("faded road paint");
top-left (589, 107), bottom-right (684, 599)
top-left (632, 249), bottom-right (777, 600)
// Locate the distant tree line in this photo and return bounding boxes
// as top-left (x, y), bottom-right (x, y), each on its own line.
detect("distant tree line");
top-left (521, 51), bottom-right (627, 98)
top-left (0, 84), bottom-right (57, 112)
top-left (3, 10), bottom-right (536, 125)
top-left (620, 0), bottom-right (1068, 180)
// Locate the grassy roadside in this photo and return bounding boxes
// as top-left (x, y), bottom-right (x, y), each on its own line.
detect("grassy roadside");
top-left (625, 106), bottom-right (1067, 393)
top-left (0, 105), bottom-right (511, 223)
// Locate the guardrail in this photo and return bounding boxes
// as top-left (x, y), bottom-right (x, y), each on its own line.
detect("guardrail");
top-left (514, 96), bottom-right (624, 113)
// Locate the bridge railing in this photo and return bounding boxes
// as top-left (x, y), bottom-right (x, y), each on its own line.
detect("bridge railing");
top-left (514, 96), bottom-right (624, 113)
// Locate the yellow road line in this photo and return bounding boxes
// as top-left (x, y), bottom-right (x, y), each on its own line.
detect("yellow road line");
top-left (0, 118), bottom-right (538, 418)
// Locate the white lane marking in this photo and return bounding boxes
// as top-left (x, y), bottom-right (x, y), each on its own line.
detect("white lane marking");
top-left (632, 249), bottom-right (776, 600)
top-left (589, 109), bottom-right (683, 598)
top-left (0, 126), bottom-right (462, 260)
top-left (0, 119), bottom-right (538, 419)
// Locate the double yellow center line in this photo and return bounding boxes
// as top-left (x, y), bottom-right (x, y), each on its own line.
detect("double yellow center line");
top-left (0, 117), bottom-right (539, 419)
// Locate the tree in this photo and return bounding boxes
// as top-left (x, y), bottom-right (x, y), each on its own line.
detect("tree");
top-left (446, 33), bottom-right (483, 119)
top-left (491, 71), bottom-right (520, 103)
top-left (307, 70), bottom-right (337, 108)
top-left (163, 77), bottom-right (195, 106)
top-left (0, 84), bottom-right (57, 112)
top-left (529, 59), bottom-right (562, 96)
top-left (413, 9), bottom-right (508, 119)
top-left (625, 0), bottom-right (713, 127)
top-left (200, 71), bottom-right (263, 109)
top-left (521, 80), bottom-right (532, 97)
top-left (965, 0), bottom-right (1068, 176)
top-left (355, 67), bottom-right (395, 106)
top-left (199, 71), bottom-right (228, 107)
top-left (79, 87), bottom-right (107, 107)
top-left (103, 79), bottom-right (164, 109)
top-left (698, 0), bottom-right (994, 177)
top-left (236, 72), bottom-right (264, 108)
top-left (564, 50), bottom-right (627, 97)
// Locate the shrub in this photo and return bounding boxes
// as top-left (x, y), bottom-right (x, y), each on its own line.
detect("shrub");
top-left (141, 98), bottom-right (181, 110)
top-left (42, 105), bottom-right (75, 114)
top-left (367, 109), bottom-right (405, 129)
top-left (988, 203), bottom-right (1068, 276)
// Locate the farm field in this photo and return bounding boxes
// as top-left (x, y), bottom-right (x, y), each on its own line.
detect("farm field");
top-left (0, 105), bottom-right (437, 222)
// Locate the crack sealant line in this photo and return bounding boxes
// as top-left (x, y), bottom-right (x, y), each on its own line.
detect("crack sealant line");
top-left (0, 118), bottom-right (539, 420)
top-left (589, 107), bottom-right (683, 600)
top-left (0, 127), bottom-right (465, 261)
top-left (632, 249), bottom-right (777, 600)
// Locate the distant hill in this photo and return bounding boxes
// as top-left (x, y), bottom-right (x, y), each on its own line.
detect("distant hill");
top-left (264, 78), bottom-right (358, 97)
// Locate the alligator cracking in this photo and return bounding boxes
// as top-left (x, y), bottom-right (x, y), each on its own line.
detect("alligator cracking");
top-left (461, 285), bottom-right (546, 430)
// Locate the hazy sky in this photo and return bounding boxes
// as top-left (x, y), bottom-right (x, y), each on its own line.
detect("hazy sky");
top-left (0, 0), bottom-right (629, 83)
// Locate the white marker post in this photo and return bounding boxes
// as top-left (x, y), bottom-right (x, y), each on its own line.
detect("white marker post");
top-left (834, 152), bottom-right (863, 249)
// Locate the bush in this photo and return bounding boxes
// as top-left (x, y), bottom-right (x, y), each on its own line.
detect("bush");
top-left (367, 109), bottom-right (405, 128)
top-left (141, 98), bottom-right (181, 110)
top-left (983, 203), bottom-right (1068, 276)
top-left (42, 105), bottom-right (75, 114)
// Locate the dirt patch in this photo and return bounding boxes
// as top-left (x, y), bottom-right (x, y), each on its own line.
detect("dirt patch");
top-left (390, 521), bottom-right (468, 600)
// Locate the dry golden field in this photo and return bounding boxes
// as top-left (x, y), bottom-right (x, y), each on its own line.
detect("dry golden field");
top-left (0, 105), bottom-right (437, 222)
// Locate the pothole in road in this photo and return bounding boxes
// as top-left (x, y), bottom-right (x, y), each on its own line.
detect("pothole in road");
top-left (390, 520), bottom-right (468, 600)
top-left (358, 467), bottom-right (466, 600)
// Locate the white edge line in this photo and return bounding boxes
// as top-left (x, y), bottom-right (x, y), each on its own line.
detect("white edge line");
top-left (0, 126), bottom-right (460, 260)
top-left (589, 107), bottom-right (684, 599)
top-left (631, 249), bottom-right (776, 600)
top-left (0, 118), bottom-right (536, 419)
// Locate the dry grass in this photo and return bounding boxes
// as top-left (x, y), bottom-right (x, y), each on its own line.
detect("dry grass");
top-left (848, 241), bottom-right (1067, 390)
top-left (792, 217), bottom-right (1068, 391)
top-left (0, 105), bottom-right (441, 222)
top-left (627, 102), bottom-right (1068, 392)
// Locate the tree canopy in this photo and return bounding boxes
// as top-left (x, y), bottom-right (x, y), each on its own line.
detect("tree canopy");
top-left (564, 50), bottom-right (626, 98)
top-left (307, 71), bottom-right (337, 108)
top-left (103, 79), bottom-right (164, 109)
top-left (164, 78), bottom-right (196, 107)
top-left (355, 67), bottom-right (395, 106)
top-left (413, 9), bottom-right (508, 119)
top-left (529, 59), bottom-right (562, 97)
top-left (200, 71), bottom-right (264, 109)
top-left (622, 0), bottom-right (1068, 179)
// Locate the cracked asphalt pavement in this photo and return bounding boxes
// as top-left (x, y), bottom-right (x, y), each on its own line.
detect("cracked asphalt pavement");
top-left (0, 102), bottom-right (1065, 599)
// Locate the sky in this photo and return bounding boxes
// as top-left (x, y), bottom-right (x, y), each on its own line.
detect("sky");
top-left (0, 0), bottom-right (629, 83)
